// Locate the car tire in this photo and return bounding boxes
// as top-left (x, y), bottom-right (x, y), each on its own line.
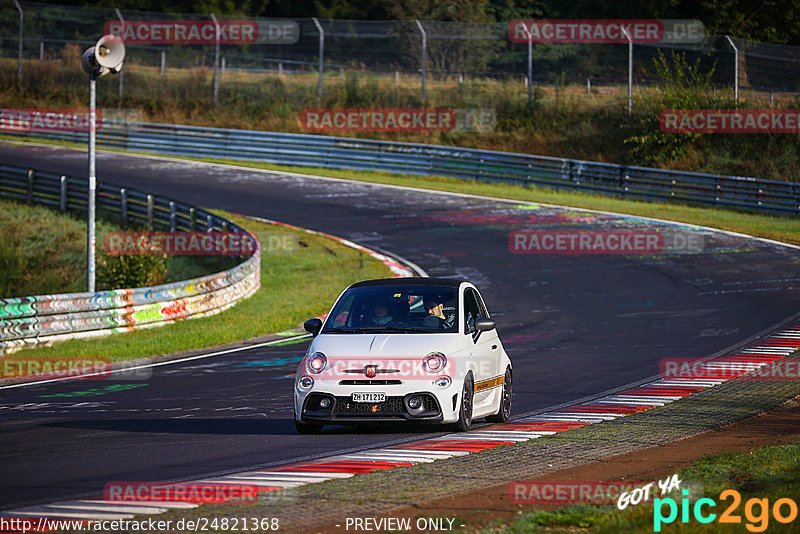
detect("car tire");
top-left (452, 374), bottom-right (474, 432)
top-left (486, 367), bottom-right (512, 423)
top-left (294, 419), bottom-right (323, 434)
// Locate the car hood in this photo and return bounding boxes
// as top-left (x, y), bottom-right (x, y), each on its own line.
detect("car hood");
top-left (309, 333), bottom-right (466, 359)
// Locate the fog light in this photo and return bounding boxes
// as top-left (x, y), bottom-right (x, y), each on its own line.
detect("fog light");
top-left (408, 396), bottom-right (423, 410)
top-left (298, 376), bottom-right (314, 390)
top-left (319, 397), bottom-right (331, 409)
top-left (433, 376), bottom-right (452, 388)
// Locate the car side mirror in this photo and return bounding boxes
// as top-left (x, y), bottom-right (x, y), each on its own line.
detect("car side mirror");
top-left (474, 318), bottom-right (496, 332)
top-left (304, 318), bottom-right (323, 336)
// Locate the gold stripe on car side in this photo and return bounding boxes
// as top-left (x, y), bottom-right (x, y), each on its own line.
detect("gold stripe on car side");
top-left (474, 375), bottom-right (504, 393)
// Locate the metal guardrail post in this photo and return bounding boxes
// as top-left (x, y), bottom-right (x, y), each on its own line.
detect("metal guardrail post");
top-left (312, 17), bottom-right (324, 102)
top-left (147, 194), bottom-right (154, 231)
top-left (12, 0), bottom-right (23, 84)
top-left (169, 201), bottom-right (176, 231)
top-left (60, 176), bottom-right (67, 211)
top-left (39, 41), bottom-right (43, 61)
top-left (206, 214), bottom-right (214, 232)
top-left (415, 20), bottom-right (427, 105)
top-left (725, 35), bottom-right (739, 106)
top-left (26, 170), bottom-right (33, 204)
top-left (210, 13), bottom-right (220, 105)
top-left (621, 27), bottom-right (633, 117)
top-left (120, 188), bottom-right (127, 223)
top-left (160, 49), bottom-right (165, 74)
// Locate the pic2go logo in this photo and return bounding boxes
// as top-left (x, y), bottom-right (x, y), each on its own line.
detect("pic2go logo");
top-left (654, 489), bottom-right (799, 532)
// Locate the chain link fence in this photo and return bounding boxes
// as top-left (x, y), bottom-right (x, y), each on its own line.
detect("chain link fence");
top-left (1, 1), bottom-right (800, 108)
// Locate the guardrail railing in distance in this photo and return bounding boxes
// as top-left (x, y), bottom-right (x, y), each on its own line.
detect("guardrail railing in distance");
top-left (5, 120), bottom-right (799, 216)
top-left (0, 163), bottom-right (260, 355)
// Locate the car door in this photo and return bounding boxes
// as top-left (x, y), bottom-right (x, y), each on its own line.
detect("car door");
top-left (463, 287), bottom-right (500, 407)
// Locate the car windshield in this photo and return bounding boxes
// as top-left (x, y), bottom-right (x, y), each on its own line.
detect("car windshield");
top-left (322, 285), bottom-right (458, 334)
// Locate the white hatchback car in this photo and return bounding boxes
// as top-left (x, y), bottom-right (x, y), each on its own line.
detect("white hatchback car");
top-left (294, 278), bottom-right (512, 434)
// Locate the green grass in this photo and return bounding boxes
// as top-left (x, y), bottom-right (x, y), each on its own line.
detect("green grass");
top-left (9, 211), bottom-right (393, 362)
top-left (484, 437), bottom-right (800, 533)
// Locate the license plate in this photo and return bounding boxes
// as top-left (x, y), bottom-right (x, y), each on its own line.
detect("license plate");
top-left (352, 392), bottom-right (385, 403)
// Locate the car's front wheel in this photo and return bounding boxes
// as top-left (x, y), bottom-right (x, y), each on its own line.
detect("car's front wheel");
top-left (294, 419), bottom-right (323, 434)
top-left (486, 366), bottom-right (512, 423)
top-left (452, 374), bottom-right (474, 432)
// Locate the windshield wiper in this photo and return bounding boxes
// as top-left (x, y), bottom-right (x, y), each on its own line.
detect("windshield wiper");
top-left (358, 326), bottom-right (433, 333)
top-left (323, 327), bottom-right (361, 334)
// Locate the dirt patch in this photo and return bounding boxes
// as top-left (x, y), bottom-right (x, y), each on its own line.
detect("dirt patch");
top-left (302, 395), bottom-right (800, 533)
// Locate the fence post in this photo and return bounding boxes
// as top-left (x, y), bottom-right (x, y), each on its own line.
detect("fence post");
top-left (160, 49), bottom-right (165, 74)
top-left (39, 41), bottom-right (43, 61)
top-left (120, 188), bottom-right (127, 223)
top-left (12, 0), bottom-right (23, 84)
top-left (189, 207), bottom-right (196, 230)
top-left (221, 56), bottom-right (226, 81)
top-left (725, 35), bottom-right (739, 106)
top-left (210, 13), bottom-right (220, 105)
top-left (147, 194), bottom-right (154, 231)
top-left (415, 20), bottom-right (427, 104)
top-left (527, 28), bottom-right (533, 105)
top-left (312, 17), bottom-right (324, 102)
top-left (587, 78), bottom-right (591, 95)
top-left (115, 9), bottom-right (125, 99)
top-left (621, 26), bottom-right (633, 117)
top-left (60, 176), bottom-right (67, 211)
top-left (206, 214), bottom-right (214, 232)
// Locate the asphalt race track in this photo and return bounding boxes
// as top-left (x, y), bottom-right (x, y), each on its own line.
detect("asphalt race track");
top-left (2, 143), bottom-right (799, 510)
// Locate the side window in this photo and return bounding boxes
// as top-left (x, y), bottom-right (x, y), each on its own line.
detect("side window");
top-left (463, 289), bottom-right (481, 334)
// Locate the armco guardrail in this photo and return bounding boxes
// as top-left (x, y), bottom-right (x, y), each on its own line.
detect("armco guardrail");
top-left (0, 163), bottom-right (260, 355)
top-left (9, 120), bottom-right (799, 216)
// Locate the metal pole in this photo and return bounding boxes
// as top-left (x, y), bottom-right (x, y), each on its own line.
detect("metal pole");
top-left (160, 49), bottom-right (165, 74)
top-left (87, 76), bottom-right (97, 293)
top-left (210, 13), bottom-right (220, 105)
top-left (725, 35), bottom-right (739, 106)
top-left (13, 0), bottom-right (23, 84)
top-left (115, 9), bottom-right (125, 99)
top-left (527, 28), bottom-right (533, 105)
top-left (622, 27), bottom-right (633, 117)
top-left (415, 20), bottom-right (426, 104)
top-left (39, 41), bottom-right (43, 61)
top-left (221, 56), bottom-right (226, 80)
top-left (312, 17), bottom-right (324, 102)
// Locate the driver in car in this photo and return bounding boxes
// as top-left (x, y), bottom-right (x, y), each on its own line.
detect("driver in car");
top-left (423, 295), bottom-right (455, 330)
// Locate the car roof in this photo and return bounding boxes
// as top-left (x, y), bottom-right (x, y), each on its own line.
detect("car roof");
top-left (349, 277), bottom-right (466, 289)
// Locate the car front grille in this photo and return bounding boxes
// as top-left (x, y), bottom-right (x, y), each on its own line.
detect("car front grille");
top-left (333, 396), bottom-right (405, 415)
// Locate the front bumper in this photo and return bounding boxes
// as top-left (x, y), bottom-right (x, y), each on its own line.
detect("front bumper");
top-left (298, 391), bottom-right (445, 423)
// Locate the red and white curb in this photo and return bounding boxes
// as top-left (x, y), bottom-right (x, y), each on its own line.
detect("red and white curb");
top-left (3, 322), bottom-right (799, 525)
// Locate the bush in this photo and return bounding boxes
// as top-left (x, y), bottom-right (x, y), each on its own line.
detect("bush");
top-left (97, 251), bottom-right (171, 290)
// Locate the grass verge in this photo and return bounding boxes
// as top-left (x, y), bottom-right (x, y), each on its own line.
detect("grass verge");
top-left (485, 437), bottom-right (800, 533)
top-left (7, 211), bottom-right (393, 362)
top-left (0, 197), bottom-right (237, 297)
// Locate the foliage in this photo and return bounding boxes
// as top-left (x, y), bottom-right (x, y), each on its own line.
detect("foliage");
top-left (623, 50), bottom-right (719, 164)
top-left (96, 250), bottom-right (172, 290)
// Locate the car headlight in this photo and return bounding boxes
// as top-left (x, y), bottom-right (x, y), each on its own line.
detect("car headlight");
top-left (298, 376), bottom-right (314, 390)
top-left (307, 352), bottom-right (327, 374)
top-left (422, 352), bottom-right (447, 373)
